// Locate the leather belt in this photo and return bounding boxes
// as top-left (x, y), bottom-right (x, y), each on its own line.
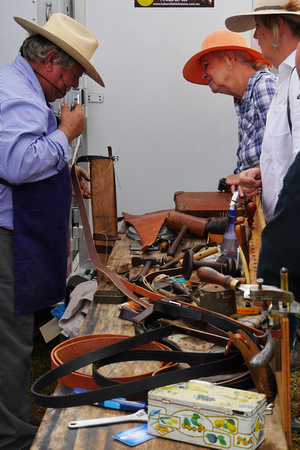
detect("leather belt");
top-left (51, 334), bottom-right (178, 390)
top-left (32, 296), bottom-right (276, 409)
top-left (31, 324), bottom-right (249, 409)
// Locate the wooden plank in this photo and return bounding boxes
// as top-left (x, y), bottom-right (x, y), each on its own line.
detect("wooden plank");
top-left (248, 195), bottom-right (265, 288)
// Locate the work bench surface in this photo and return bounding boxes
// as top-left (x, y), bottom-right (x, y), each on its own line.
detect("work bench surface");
top-left (32, 224), bottom-right (288, 450)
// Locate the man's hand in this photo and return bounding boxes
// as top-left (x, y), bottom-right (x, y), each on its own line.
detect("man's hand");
top-left (70, 165), bottom-right (91, 199)
top-left (59, 103), bottom-right (85, 143)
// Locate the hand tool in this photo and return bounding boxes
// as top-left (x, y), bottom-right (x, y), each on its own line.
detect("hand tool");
top-left (68, 409), bottom-right (148, 429)
top-left (235, 203), bottom-right (244, 220)
top-left (161, 245), bottom-right (218, 270)
top-left (171, 280), bottom-right (190, 295)
top-left (246, 201), bottom-right (256, 228)
top-left (235, 223), bottom-right (249, 267)
top-left (130, 256), bottom-right (164, 284)
top-left (182, 249), bottom-right (235, 280)
top-left (159, 240), bottom-right (170, 253)
top-left (167, 224), bottom-right (188, 258)
top-left (72, 388), bottom-right (147, 411)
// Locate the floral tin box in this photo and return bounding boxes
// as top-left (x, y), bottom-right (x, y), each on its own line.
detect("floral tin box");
top-left (148, 380), bottom-right (266, 449)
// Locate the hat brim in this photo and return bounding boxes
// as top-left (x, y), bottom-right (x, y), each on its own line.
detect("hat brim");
top-left (226, 11), bottom-right (300, 33)
top-left (14, 16), bottom-right (105, 87)
top-left (183, 44), bottom-right (271, 85)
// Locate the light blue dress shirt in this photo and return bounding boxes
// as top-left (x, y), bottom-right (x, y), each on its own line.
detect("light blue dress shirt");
top-left (0, 54), bottom-right (69, 229)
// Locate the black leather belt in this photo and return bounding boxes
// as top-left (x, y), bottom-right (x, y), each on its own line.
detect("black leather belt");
top-left (31, 292), bottom-right (273, 410)
top-left (31, 323), bottom-right (249, 409)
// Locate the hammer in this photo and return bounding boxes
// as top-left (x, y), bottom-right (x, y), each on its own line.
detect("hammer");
top-left (130, 256), bottom-right (164, 284)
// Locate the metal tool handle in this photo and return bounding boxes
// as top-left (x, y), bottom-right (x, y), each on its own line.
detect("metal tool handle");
top-left (68, 409), bottom-right (148, 429)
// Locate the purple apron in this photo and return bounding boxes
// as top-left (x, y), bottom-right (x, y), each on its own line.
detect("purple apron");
top-left (12, 164), bottom-right (72, 315)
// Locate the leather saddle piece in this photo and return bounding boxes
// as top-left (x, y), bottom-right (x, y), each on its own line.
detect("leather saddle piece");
top-left (122, 209), bottom-right (172, 251)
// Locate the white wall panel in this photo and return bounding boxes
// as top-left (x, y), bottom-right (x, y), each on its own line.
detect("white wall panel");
top-left (0, 0), bottom-right (37, 66)
top-left (84, 0), bottom-right (254, 216)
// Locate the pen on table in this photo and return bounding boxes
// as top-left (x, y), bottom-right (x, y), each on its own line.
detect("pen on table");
top-left (72, 388), bottom-right (147, 411)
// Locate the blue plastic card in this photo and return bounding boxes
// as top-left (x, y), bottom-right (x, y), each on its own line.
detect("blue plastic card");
top-left (113, 424), bottom-right (156, 446)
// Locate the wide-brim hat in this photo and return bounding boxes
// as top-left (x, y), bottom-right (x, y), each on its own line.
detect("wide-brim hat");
top-left (183, 29), bottom-right (271, 85)
top-left (226, 0), bottom-right (300, 33)
top-left (14, 13), bottom-right (104, 87)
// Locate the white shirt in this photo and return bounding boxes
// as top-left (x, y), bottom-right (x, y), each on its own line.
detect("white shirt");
top-left (260, 50), bottom-right (300, 223)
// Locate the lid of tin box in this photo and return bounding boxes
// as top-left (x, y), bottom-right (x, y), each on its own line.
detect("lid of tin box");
top-left (148, 380), bottom-right (266, 416)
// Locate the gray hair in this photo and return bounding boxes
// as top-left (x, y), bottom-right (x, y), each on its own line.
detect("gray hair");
top-left (19, 34), bottom-right (76, 70)
top-left (218, 49), bottom-right (270, 71)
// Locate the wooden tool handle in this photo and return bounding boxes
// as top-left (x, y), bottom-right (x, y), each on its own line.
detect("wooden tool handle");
top-left (167, 224), bottom-right (188, 257)
top-left (247, 201), bottom-right (256, 227)
top-left (196, 266), bottom-right (239, 291)
top-left (193, 247), bottom-right (218, 260)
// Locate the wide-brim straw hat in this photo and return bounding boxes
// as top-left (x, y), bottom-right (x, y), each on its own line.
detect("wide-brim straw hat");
top-left (183, 29), bottom-right (271, 85)
top-left (14, 13), bottom-right (104, 87)
top-left (226, 0), bottom-right (300, 33)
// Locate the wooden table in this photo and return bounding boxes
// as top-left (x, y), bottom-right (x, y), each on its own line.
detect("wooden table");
top-left (32, 213), bottom-right (290, 449)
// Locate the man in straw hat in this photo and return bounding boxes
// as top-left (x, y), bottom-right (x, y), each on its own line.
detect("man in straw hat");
top-left (226, 0), bottom-right (300, 405)
top-left (183, 29), bottom-right (277, 195)
top-left (0, 13), bottom-right (104, 447)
